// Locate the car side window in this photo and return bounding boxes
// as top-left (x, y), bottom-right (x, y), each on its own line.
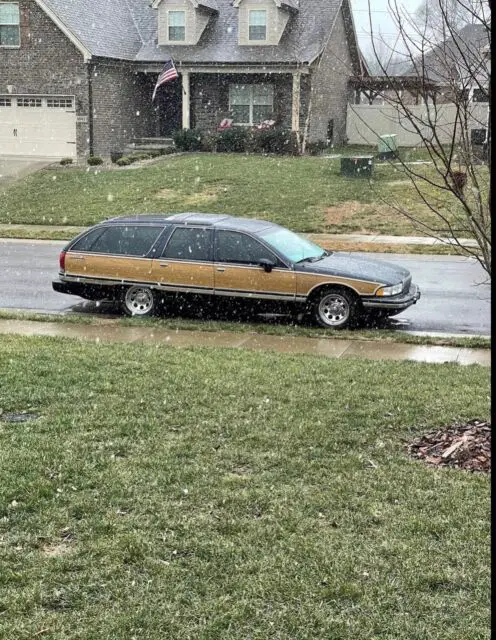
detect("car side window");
top-left (215, 230), bottom-right (279, 266)
top-left (69, 227), bottom-right (106, 252)
top-left (86, 226), bottom-right (163, 257)
top-left (162, 227), bottom-right (213, 261)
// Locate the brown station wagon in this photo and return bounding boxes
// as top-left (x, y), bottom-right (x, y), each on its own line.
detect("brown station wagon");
top-left (53, 213), bottom-right (420, 329)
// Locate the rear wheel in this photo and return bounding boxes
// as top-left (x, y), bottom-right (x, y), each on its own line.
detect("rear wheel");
top-left (122, 285), bottom-right (156, 317)
top-left (312, 288), bottom-right (358, 329)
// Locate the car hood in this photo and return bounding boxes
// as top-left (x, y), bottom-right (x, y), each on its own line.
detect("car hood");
top-left (297, 252), bottom-right (411, 286)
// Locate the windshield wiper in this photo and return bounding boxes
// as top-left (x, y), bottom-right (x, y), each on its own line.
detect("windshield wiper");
top-left (296, 252), bottom-right (329, 264)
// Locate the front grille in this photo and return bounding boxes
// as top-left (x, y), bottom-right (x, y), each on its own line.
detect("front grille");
top-left (403, 275), bottom-right (412, 294)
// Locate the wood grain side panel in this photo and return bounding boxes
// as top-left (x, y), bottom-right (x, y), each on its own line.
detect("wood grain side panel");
top-left (150, 260), bottom-right (214, 289)
top-left (66, 254), bottom-right (153, 282)
top-left (215, 266), bottom-right (296, 295)
top-left (296, 273), bottom-right (381, 297)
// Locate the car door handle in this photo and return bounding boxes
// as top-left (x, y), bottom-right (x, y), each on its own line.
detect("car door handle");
top-left (159, 262), bottom-right (169, 268)
top-left (70, 256), bottom-right (85, 261)
top-left (216, 267), bottom-right (225, 272)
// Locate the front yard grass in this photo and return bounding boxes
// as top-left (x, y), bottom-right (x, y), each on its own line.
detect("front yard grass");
top-left (0, 335), bottom-right (490, 639)
top-left (0, 153), bottom-right (486, 238)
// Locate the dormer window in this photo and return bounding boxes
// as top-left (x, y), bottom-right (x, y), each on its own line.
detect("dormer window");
top-left (168, 10), bottom-right (185, 41)
top-left (0, 2), bottom-right (20, 47)
top-left (249, 10), bottom-right (266, 41)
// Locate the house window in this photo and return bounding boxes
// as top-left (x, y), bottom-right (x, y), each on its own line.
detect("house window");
top-left (168, 11), bottom-right (185, 42)
top-left (17, 97), bottom-right (42, 107)
top-left (0, 2), bottom-right (20, 47)
top-left (472, 88), bottom-right (489, 103)
top-left (0, 97), bottom-right (12, 106)
top-left (47, 98), bottom-right (74, 108)
top-left (229, 84), bottom-right (274, 125)
top-left (249, 10), bottom-right (266, 41)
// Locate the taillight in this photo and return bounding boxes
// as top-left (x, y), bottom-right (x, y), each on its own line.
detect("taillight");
top-left (59, 250), bottom-right (66, 272)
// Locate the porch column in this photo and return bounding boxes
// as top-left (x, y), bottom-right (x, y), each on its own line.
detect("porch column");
top-left (182, 71), bottom-right (190, 130)
top-left (291, 72), bottom-right (301, 132)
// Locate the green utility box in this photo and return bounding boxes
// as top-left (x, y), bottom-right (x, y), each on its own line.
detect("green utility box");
top-left (340, 155), bottom-right (374, 177)
top-left (378, 134), bottom-right (398, 159)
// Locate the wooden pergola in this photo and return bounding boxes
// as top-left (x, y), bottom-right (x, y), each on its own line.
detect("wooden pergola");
top-left (349, 75), bottom-right (440, 105)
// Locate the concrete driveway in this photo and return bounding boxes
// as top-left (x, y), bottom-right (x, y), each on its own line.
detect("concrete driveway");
top-left (0, 155), bottom-right (57, 184)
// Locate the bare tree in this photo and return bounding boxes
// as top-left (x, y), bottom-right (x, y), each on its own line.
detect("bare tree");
top-left (355, 0), bottom-right (491, 277)
top-left (363, 33), bottom-right (407, 77)
top-left (415, 0), bottom-right (477, 41)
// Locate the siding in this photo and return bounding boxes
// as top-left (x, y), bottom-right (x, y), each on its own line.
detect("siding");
top-left (237, 0), bottom-right (288, 46)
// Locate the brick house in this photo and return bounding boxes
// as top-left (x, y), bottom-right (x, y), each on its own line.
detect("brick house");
top-left (0, 0), bottom-right (365, 159)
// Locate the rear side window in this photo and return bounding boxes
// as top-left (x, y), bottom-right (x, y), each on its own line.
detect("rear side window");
top-left (70, 227), bottom-right (106, 252)
top-left (163, 227), bottom-right (213, 261)
top-left (85, 226), bottom-right (163, 257)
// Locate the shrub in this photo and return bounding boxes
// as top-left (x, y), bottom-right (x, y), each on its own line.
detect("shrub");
top-left (172, 128), bottom-right (202, 151)
top-left (127, 152), bottom-right (155, 161)
top-left (110, 151), bottom-right (123, 163)
top-left (116, 156), bottom-right (134, 166)
top-left (200, 132), bottom-right (219, 152)
top-left (162, 146), bottom-right (176, 155)
top-left (87, 155), bottom-right (103, 166)
top-left (251, 127), bottom-right (297, 155)
top-left (216, 127), bottom-right (249, 153)
top-left (59, 157), bottom-right (73, 165)
top-left (306, 140), bottom-right (328, 156)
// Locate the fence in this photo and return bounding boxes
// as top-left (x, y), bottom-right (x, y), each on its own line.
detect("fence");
top-left (346, 102), bottom-right (489, 147)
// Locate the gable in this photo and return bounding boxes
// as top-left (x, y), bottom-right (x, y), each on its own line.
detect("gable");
top-left (154, 0), bottom-right (217, 46)
top-left (34, 0), bottom-right (145, 61)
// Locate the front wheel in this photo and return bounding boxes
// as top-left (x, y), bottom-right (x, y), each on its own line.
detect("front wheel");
top-left (312, 288), bottom-right (358, 329)
top-left (122, 285), bottom-right (156, 317)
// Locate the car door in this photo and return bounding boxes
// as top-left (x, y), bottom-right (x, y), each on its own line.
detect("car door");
top-left (150, 226), bottom-right (215, 294)
top-left (214, 229), bottom-right (296, 300)
top-left (65, 225), bottom-right (163, 284)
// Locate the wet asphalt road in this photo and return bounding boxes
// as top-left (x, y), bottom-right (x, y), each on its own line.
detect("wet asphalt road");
top-left (0, 239), bottom-right (491, 336)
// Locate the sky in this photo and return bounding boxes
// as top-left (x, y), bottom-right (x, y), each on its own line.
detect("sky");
top-left (350, 0), bottom-right (423, 54)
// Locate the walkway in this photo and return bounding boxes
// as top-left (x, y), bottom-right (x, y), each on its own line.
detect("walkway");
top-left (0, 319), bottom-right (490, 366)
top-left (0, 223), bottom-right (479, 248)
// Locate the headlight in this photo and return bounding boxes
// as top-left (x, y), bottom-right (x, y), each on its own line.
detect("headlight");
top-left (376, 282), bottom-right (403, 297)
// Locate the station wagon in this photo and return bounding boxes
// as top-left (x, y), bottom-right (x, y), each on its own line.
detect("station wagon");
top-left (52, 213), bottom-right (420, 328)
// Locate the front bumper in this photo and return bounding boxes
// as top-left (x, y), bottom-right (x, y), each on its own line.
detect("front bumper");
top-left (361, 284), bottom-right (421, 310)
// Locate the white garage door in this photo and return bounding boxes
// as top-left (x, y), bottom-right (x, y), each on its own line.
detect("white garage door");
top-left (0, 95), bottom-right (77, 157)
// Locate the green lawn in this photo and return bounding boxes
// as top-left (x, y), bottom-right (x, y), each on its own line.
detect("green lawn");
top-left (0, 153), bottom-right (483, 237)
top-left (0, 335), bottom-right (490, 639)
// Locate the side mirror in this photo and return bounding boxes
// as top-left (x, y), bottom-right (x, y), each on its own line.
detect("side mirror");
top-left (259, 258), bottom-right (274, 273)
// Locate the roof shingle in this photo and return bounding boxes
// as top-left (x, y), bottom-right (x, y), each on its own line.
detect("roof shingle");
top-left (37, 0), bottom-right (345, 65)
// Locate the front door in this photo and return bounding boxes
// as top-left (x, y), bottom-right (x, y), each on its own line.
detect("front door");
top-left (150, 226), bottom-right (215, 294)
top-left (156, 81), bottom-right (182, 136)
top-left (213, 230), bottom-right (296, 301)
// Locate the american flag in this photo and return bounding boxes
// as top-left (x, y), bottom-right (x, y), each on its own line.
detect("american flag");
top-left (152, 58), bottom-right (179, 101)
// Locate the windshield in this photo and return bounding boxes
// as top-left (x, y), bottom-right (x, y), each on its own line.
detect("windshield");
top-left (260, 227), bottom-right (326, 263)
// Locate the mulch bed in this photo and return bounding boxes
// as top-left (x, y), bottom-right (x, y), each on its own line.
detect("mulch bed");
top-left (408, 419), bottom-right (491, 473)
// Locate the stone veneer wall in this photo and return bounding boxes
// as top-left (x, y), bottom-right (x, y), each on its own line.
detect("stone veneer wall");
top-left (90, 62), bottom-right (156, 156)
top-left (307, 7), bottom-right (354, 144)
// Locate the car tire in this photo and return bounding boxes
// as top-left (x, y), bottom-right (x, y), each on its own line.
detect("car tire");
top-left (312, 287), bottom-right (358, 329)
top-left (122, 285), bottom-right (156, 317)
